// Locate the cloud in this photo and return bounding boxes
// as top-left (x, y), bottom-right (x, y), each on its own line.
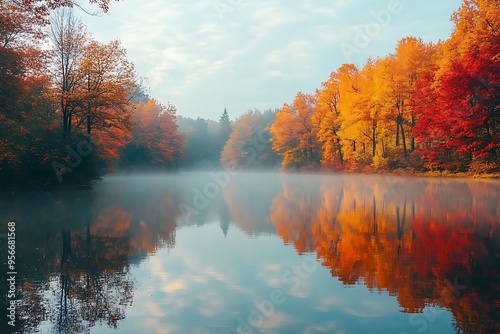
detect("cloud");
top-left (262, 263), bottom-right (282, 271)
top-left (162, 280), bottom-right (187, 293)
top-left (314, 296), bottom-right (344, 312)
top-left (303, 321), bottom-right (341, 334)
top-left (76, 0), bottom-right (461, 119)
top-left (344, 299), bottom-right (394, 318)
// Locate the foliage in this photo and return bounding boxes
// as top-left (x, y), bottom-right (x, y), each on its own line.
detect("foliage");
top-left (121, 100), bottom-right (185, 169)
top-left (270, 92), bottom-right (321, 170)
top-left (412, 0), bottom-right (500, 171)
top-left (220, 109), bottom-right (281, 169)
top-left (266, 0), bottom-right (499, 174)
top-left (0, 6), bottom-right (184, 189)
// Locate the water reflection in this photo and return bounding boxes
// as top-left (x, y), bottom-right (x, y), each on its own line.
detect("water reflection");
top-left (0, 192), bottom-right (132, 332)
top-left (0, 177), bottom-right (181, 333)
top-left (0, 172), bottom-right (498, 333)
top-left (270, 174), bottom-right (499, 333)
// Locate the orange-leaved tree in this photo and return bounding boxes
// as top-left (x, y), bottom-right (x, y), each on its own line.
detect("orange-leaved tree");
top-left (76, 39), bottom-right (136, 138)
top-left (122, 99), bottom-right (185, 168)
top-left (270, 92), bottom-right (321, 169)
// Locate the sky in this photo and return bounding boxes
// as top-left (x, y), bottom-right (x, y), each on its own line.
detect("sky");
top-left (76, 0), bottom-right (463, 121)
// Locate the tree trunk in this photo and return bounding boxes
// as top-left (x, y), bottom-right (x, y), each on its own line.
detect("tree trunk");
top-left (395, 119), bottom-right (400, 146)
top-left (372, 122), bottom-right (376, 157)
top-left (400, 121), bottom-right (407, 158)
top-left (337, 137), bottom-right (343, 165)
top-left (411, 114), bottom-right (415, 151)
top-left (68, 112), bottom-right (72, 138)
top-left (63, 111), bottom-right (68, 139)
top-left (87, 114), bottom-right (91, 136)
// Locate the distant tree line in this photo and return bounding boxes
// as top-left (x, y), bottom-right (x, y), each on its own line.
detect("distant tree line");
top-left (177, 108), bottom-right (281, 170)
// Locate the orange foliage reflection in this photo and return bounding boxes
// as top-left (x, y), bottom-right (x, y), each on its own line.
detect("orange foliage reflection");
top-left (270, 176), bottom-right (499, 333)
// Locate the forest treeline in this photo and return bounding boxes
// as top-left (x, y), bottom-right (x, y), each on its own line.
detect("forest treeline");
top-left (216, 0), bottom-right (499, 175)
top-left (1, 0), bottom-right (498, 189)
top-left (266, 0), bottom-right (499, 174)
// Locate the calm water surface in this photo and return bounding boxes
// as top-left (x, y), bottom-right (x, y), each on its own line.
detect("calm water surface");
top-left (0, 172), bottom-right (498, 334)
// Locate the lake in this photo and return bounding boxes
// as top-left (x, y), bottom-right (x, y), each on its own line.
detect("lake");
top-left (0, 172), bottom-right (498, 334)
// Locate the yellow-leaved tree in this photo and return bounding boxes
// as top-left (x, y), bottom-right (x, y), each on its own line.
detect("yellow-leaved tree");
top-left (314, 71), bottom-right (344, 168)
top-left (374, 37), bottom-right (435, 160)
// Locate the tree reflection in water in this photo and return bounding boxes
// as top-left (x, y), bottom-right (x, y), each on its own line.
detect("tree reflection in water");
top-left (269, 175), bottom-right (499, 334)
top-left (1, 178), bottom-right (180, 333)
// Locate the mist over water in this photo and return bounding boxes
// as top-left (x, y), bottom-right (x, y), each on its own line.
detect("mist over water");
top-left (0, 171), bottom-right (498, 333)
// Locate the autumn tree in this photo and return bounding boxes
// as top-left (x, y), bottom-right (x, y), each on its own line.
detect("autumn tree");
top-left (49, 8), bottom-right (87, 140)
top-left (50, 9), bottom-right (136, 142)
top-left (333, 62), bottom-right (378, 170)
top-left (444, 0), bottom-right (499, 169)
top-left (372, 37), bottom-right (434, 159)
top-left (221, 111), bottom-right (259, 169)
top-left (0, 1), bottom-right (45, 46)
top-left (354, 59), bottom-right (385, 160)
top-left (314, 70), bottom-right (344, 168)
top-left (121, 99), bottom-right (185, 169)
top-left (76, 39), bottom-right (136, 137)
top-left (315, 60), bottom-right (381, 170)
top-left (0, 1), bottom-right (59, 187)
top-left (46, 9), bottom-right (140, 179)
top-left (23, 0), bottom-right (120, 22)
top-left (0, 7), bottom-right (24, 173)
top-left (412, 0), bottom-right (500, 172)
top-left (270, 92), bottom-right (321, 169)
top-left (410, 72), bottom-right (451, 170)
top-left (74, 38), bottom-right (137, 170)
top-left (221, 109), bottom-right (280, 169)
top-left (395, 37), bottom-right (436, 152)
